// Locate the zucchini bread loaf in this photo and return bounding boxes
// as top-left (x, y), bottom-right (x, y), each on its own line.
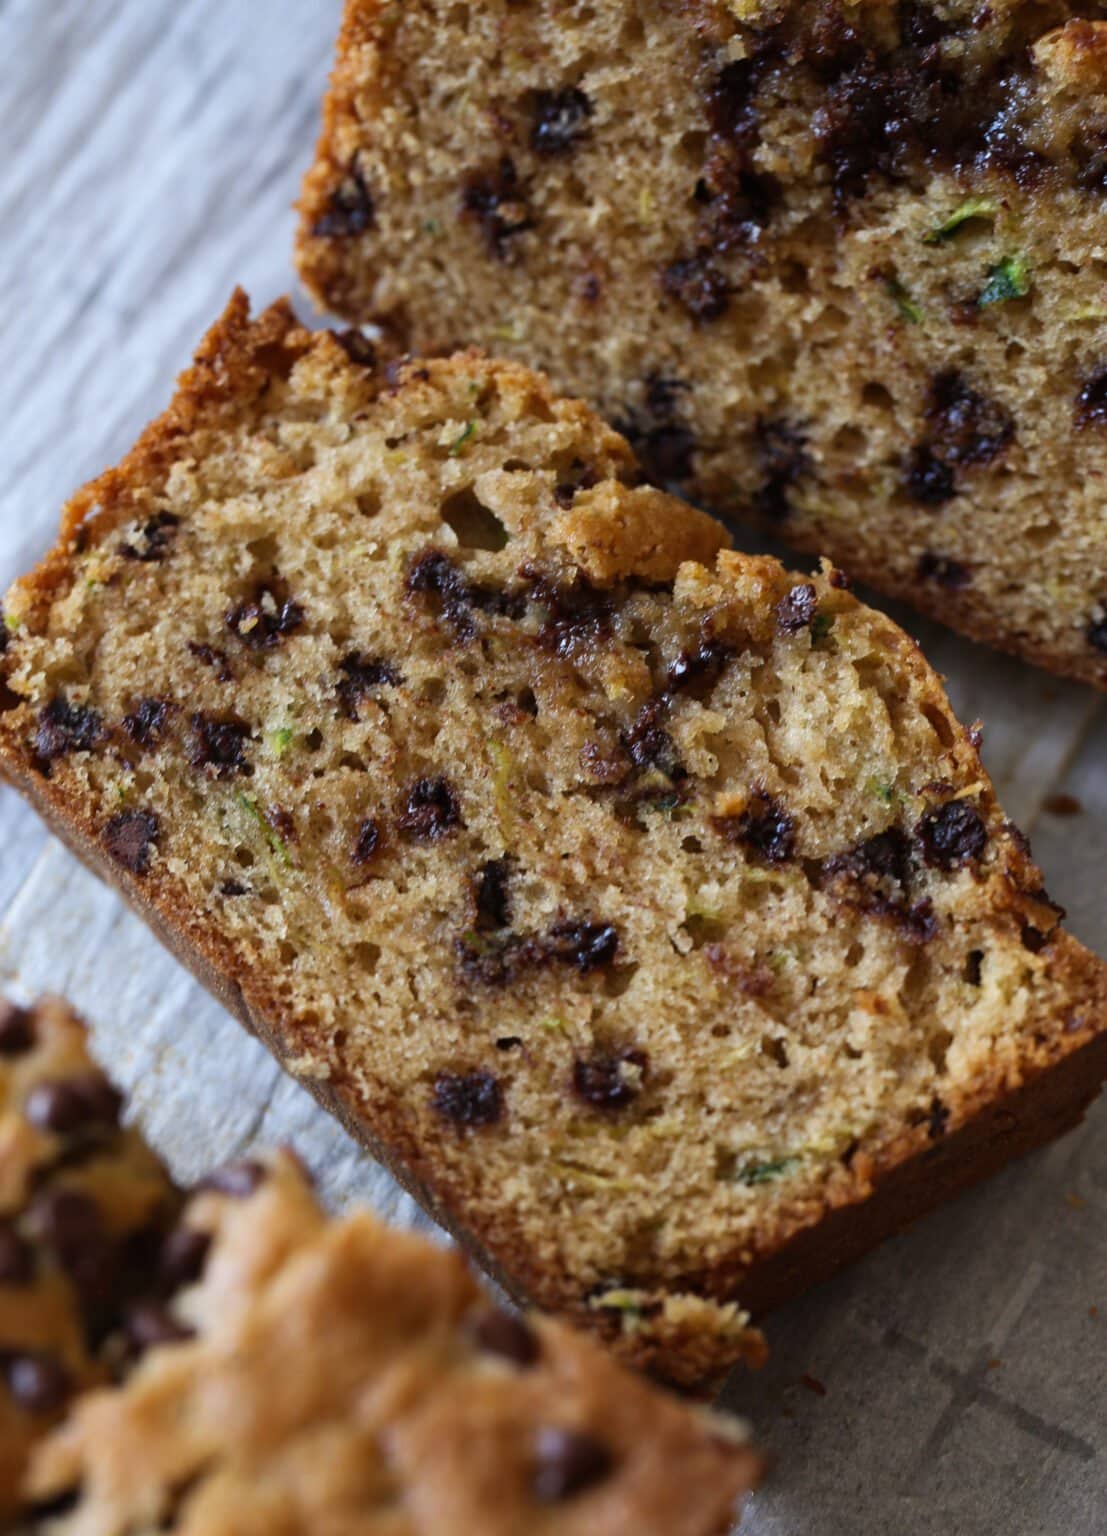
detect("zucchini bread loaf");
top-left (0, 997), bottom-right (179, 1522)
top-left (1, 293), bottom-right (1105, 1384)
top-left (27, 1149), bottom-right (761, 1535)
top-left (298, 0), bottom-right (1107, 685)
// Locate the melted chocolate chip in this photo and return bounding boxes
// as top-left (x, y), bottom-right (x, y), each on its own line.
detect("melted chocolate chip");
top-left (906, 372), bottom-right (1013, 505)
top-left (188, 642), bottom-right (234, 682)
top-left (471, 1306), bottom-right (540, 1366)
top-left (399, 777), bottom-right (462, 841)
top-left (667, 636), bottom-right (733, 697)
top-left (532, 1427), bottom-right (614, 1502)
top-left (474, 858), bottom-right (512, 931)
top-left (352, 818), bottom-right (382, 866)
top-left (337, 651), bottom-right (403, 717)
top-left (121, 697), bottom-right (174, 748)
top-left (621, 700), bottom-right (685, 782)
top-left (1075, 369), bottom-right (1107, 430)
top-left (824, 827), bottom-right (913, 895)
top-left (917, 552), bottom-right (971, 589)
top-left (198, 1160), bottom-right (267, 1199)
top-left (751, 418), bottom-right (811, 522)
top-left (160, 1226), bottom-right (212, 1291)
top-left (432, 1070), bottom-right (503, 1127)
top-left (917, 800), bottom-right (987, 870)
top-left (572, 1048), bottom-right (648, 1110)
top-left (313, 163), bottom-right (375, 238)
top-left (119, 512), bottom-right (180, 563)
top-left (34, 697), bottom-right (104, 769)
top-left (462, 156), bottom-right (534, 258)
top-left (715, 791), bottom-right (795, 864)
top-left (4, 1351), bottom-right (72, 1415)
top-left (661, 255), bottom-right (729, 322)
top-left (188, 714), bottom-right (251, 778)
top-left (0, 1001), bottom-right (35, 1056)
top-left (0, 1221), bottom-right (34, 1285)
top-left (526, 567), bottom-right (613, 657)
top-left (544, 921), bottom-right (619, 973)
top-left (333, 329), bottom-right (377, 369)
top-left (24, 1073), bottom-right (123, 1135)
top-left (103, 810), bottom-right (160, 875)
top-left (530, 87), bottom-right (592, 155)
top-left (775, 582), bottom-right (818, 634)
top-left (226, 586), bottom-right (304, 650)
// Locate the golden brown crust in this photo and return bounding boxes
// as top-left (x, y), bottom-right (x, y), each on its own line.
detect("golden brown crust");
top-left (2, 296), bottom-right (1105, 1384)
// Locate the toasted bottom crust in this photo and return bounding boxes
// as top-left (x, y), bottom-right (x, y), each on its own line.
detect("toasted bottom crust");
top-left (6, 751), bottom-right (1105, 1386)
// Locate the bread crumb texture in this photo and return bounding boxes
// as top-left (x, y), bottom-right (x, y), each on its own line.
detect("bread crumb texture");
top-left (298, 0), bottom-right (1107, 684)
top-left (26, 1149), bottom-right (760, 1535)
top-left (1, 295), bottom-right (1105, 1383)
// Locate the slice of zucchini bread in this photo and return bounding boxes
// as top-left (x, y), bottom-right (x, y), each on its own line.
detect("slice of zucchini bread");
top-left (0, 996), bottom-right (180, 1522)
top-left (298, 0), bottom-right (1107, 686)
top-left (27, 1150), bottom-right (761, 1535)
top-left (1, 293), bottom-right (1105, 1384)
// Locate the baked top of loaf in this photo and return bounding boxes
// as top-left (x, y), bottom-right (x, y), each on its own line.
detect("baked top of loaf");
top-left (298, 0), bottom-right (1107, 686)
top-left (0, 997), bottom-right (179, 1521)
top-left (1, 293), bottom-right (1104, 1383)
top-left (27, 1150), bottom-right (760, 1535)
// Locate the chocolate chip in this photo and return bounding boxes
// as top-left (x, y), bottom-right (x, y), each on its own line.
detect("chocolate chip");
top-left (775, 582), bottom-right (818, 634)
top-left (0, 1221), bottom-right (34, 1285)
top-left (906, 372), bottom-right (1013, 505)
top-left (198, 1160), bottom-right (267, 1199)
top-left (121, 697), bottom-right (174, 748)
top-left (824, 827), bottom-right (912, 896)
top-left (667, 636), bottom-right (732, 696)
top-left (220, 879), bottom-right (248, 897)
top-left (160, 1226), bottom-right (212, 1290)
top-left (0, 1000), bottom-right (35, 1056)
top-left (572, 1048), bottom-right (648, 1110)
top-left (917, 553), bottom-right (971, 589)
top-left (28, 1188), bottom-right (115, 1308)
top-left (188, 714), bottom-right (251, 777)
top-left (621, 699), bottom-right (685, 781)
top-left (927, 1096), bottom-right (950, 1139)
top-left (532, 1427), bottom-right (614, 1502)
top-left (334, 329), bottom-right (377, 369)
top-left (34, 697), bottom-right (104, 768)
top-left (406, 549), bottom-right (520, 640)
top-left (471, 1306), bottom-right (540, 1366)
top-left (751, 417), bottom-right (811, 522)
top-left (24, 1073), bottom-right (123, 1135)
top-left (103, 810), bottom-right (160, 875)
top-left (123, 1301), bottom-right (195, 1354)
top-left (530, 87), bottom-right (592, 155)
top-left (4, 1352), bottom-right (72, 1415)
top-left (188, 641), bottom-right (234, 682)
top-left (917, 800), bottom-right (987, 870)
top-left (226, 586), bottom-right (304, 650)
top-left (399, 777), bottom-right (462, 841)
top-left (661, 255), bottom-right (729, 322)
top-left (462, 156), bottom-right (534, 259)
top-left (313, 163), bottom-right (375, 238)
top-left (544, 921), bottom-right (619, 973)
top-left (715, 791), bottom-right (796, 864)
top-left (474, 858), bottom-right (512, 931)
top-left (118, 512), bottom-right (180, 563)
top-left (1075, 369), bottom-right (1107, 430)
top-left (1089, 615), bottom-right (1107, 654)
top-left (352, 818), bottom-right (382, 865)
top-left (337, 651), bottom-right (403, 717)
top-left (432, 1070), bottom-right (502, 1127)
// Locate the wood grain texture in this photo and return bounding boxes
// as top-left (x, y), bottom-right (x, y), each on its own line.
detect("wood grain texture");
top-left (0, 4), bottom-right (1103, 1532)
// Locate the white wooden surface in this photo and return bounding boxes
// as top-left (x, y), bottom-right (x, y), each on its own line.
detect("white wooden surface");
top-left (0, 5), bottom-right (1103, 1532)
